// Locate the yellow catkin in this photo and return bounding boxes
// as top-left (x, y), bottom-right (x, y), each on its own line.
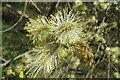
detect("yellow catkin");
top-left (7, 69), bottom-right (15, 75)
top-left (19, 71), bottom-right (24, 78)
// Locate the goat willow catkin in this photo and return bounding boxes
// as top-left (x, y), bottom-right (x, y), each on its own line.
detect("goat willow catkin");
top-left (24, 8), bottom-right (94, 78)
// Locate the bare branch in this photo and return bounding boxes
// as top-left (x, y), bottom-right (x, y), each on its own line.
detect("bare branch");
top-left (86, 43), bottom-right (103, 78)
top-left (0, 0), bottom-right (28, 33)
top-left (55, 0), bottom-right (60, 9)
top-left (0, 59), bottom-right (12, 67)
top-left (4, 3), bottom-right (29, 19)
top-left (0, 15), bottom-right (23, 33)
top-left (0, 57), bottom-right (7, 62)
top-left (86, 57), bottom-right (101, 78)
top-left (104, 58), bottom-right (119, 73)
top-left (110, 62), bottom-right (119, 73)
top-left (12, 50), bottom-right (34, 61)
top-left (68, 2), bottom-right (72, 10)
top-left (0, 50), bottom-right (35, 67)
top-left (108, 53), bottom-right (111, 79)
top-left (30, 0), bottom-right (42, 14)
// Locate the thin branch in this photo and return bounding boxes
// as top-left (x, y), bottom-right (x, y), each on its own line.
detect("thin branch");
top-left (104, 58), bottom-right (119, 73)
top-left (0, 59), bottom-right (12, 67)
top-left (12, 50), bottom-right (34, 61)
top-left (86, 57), bottom-right (101, 78)
top-left (102, 3), bottom-right (112, 23)
top-left (0, 0), bottom-right (28, 33)
top-left (0, 57), bottom-right (7, 62)
top-left (110, 62), bottom-right (119, 73)
top-left (55, 0), bottom-right (60, 9)
top-left (0, 15), bottom-right (23, 33)
top-left (68, 2), bottom-right (72, 10)
top-left (30, 0), bottom-right (42, 14)
top-left (86, 43), bottom-right (102, 78)
top-left (108, 53), bottom-right (111, 79)
top-left (85, 5), bottom-right (112, 78)
top-left (4, 3), bottom-right (29, 19)
top-left (1, 50), bottom-right (35, 67)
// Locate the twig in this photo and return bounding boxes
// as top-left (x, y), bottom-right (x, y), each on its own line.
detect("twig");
top-left (104, 58), bottom-right (119, 73)
top-left (0, 59), bottom-right (12, 67)
top-left (4, 3), bottom-right (29, 19)
top-left (0, 57), bottom-right (7, 62)
top-left (30, 0), bottom-right (42, 14)
top-left (86, 43), bottom-right (102, 78)
top-left (86, 4), bottom-right (112, 78)
top-left (86, 57), bottom-right (101, 78)
top-left (0, 15), bottom-right (23, 33)
top-left (68, 2), bottom-right (72, 10)
top-left (1, 50), bottom-right (35, 67)
top-left (102, 3), bottom-right (112, 23)
top-left (12, 50), bottom-right (34, 61)
top-left (55, 0), bottom-right (60, 9)
top-left (0, 0), bottom-right (28, 33)
top-left (108, 52), bottom-right (111, 79)
top-left (110, 62), bottom-right (119, 73)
